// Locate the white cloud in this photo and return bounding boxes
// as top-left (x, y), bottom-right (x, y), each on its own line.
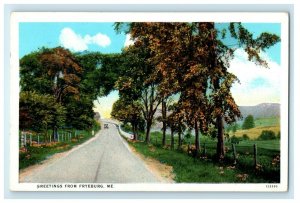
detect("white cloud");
top-left (228, 48), bottom-right (282, 106)
top-left (59, 28), bottom-right (88, 52)
top-left (59, 27), bottom-right (111, 52)
top-left (124, 34), bottom-right (135, 47)
top-left (84, 33), bottom-right (111, 47)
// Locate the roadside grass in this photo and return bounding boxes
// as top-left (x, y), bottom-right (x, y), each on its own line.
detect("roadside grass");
top-left (131, 131), bottom-right (280, 183)
top-left (129, 140), bottom-right (271, 183)
top-left (19, 126), bottom-right (100, 170)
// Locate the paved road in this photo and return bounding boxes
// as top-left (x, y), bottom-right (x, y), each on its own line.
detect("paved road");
top-left (21, 121), bottom-right (159, 183)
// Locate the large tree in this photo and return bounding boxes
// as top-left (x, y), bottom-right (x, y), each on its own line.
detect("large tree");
top-left (113, 30), bottom-right (162, 143)
top-left (20, 47), bottom-right (114, 139)
top-left (20, 47), bottom-right (83, 139)
top-left (133, 22), bottom-right (280, 159)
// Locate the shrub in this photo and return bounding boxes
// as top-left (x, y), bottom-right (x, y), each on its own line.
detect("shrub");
top-left (121, 123), bottom-right (132, 133)
top-left (242, 134), bottom-right (250, 140)
top-left (277, 131), bottom-right (280, 139)
top-left (258, 130), bottom-right (276, 140)
top-left (184, 130), bottom-right (192, 140)
top-left (230, 135), bottom-right (241, 144)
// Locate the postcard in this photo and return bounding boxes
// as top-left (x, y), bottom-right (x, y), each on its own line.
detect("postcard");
top-left (10, 12), bottom-right (289, 192)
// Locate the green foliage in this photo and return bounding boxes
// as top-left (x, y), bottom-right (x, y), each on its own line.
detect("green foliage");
top-left (230, 135), bottom-right (241, 144)
top-left (111, 98), bottom-right (144, 138)
top-left (242, 134), bottom-right (250, 140)
top-left (277, 131), bottom-right (280, 139)
top-left (19, 47), bottom-right (111, 134)
top-left (226, 122), bottom-right (240, 133)
top-left (242, 115), bottom-right (255, 129)
top-left (121, 123), bottom-right (132, 133)
top-left (184, 130), bottom-right (192, 140)
top-left (19, 91), bottom-right (66, 132)
top-left (258, 130), bottom-right (276, 140)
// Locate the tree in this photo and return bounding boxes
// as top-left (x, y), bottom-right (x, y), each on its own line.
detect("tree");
top-left (111, 98), bottom-right (144, 140)
top-left (20, 47), bottom-right (83, 140)
top-left (145, 22), bottom-right (279, 160)
top-left (242, 115), bottom-right (255, 129)
top-left (38, 47), bottom-right (82, 103)
top-left (19, 91), bottom-right (66, 141)
top-left (20, 47), bottom-right (112, 139)
top-left (114, 22), bottom-right (280, 160)
top-left (166, 103), bottom-right (186, 150)
top-left (113, 30), bottom-right (161, 144)
top-left (160, 96), bottom-right (174, 146)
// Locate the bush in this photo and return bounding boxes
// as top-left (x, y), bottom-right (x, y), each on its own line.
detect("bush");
top-left (277, 131), bottom-right (280, 139)
top-left (242, 134), bottom-right (250, 140)
top-left (184, 130), bottom-right (192, 139)
top-left (121, 123), bottom-right (132, 133)
top-left (230, 135), bottom-right (241, 144)
top-left (258, 130), bottom-right (276, 140)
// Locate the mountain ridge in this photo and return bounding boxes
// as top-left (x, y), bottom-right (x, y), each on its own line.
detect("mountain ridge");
top-left (238, 103), bottom-right (280, 119)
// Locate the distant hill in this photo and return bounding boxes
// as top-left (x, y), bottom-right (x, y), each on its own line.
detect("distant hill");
top-left (239, 103), bottom-right (280, 119)
top-left (151, 103), bottom-right (280, 132)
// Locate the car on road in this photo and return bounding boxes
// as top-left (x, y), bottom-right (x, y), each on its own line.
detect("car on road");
top-left (104, 124), bottom-right (109, 129)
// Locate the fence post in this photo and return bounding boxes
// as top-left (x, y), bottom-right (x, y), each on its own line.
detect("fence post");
top-left (254, 144), bottom-right (257, 168)
top-left (24, 132), bottom-right (27, 146)
top-left (38, 135), bottom-right (40, 145)
top-left (188, 142), bottom-right (191, 154)
top-left (30, 134), bottom-right (32, 146)
top-left (58, 132), bottom-right (60, 142)
top-left (21, 132), bottom-right (25, 147)
top-left (203, 143), bottom-right (207, 157)
top-left (232, 143), bottom-right (237, 165)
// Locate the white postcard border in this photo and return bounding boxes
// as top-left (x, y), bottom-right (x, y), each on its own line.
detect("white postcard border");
top-left (10, 12), bottom-right (289, 192)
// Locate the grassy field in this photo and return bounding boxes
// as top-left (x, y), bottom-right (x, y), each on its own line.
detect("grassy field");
top-left (229, 117), bottom-right (280, 140)
top-left (19, 126), bottom-right (100, 170)
top-left (132, 131), bottom-right (280, 183)
top-left (255, 117), bottom-right (280, 127)
top-left (232, 126), bottom-right (280, 140)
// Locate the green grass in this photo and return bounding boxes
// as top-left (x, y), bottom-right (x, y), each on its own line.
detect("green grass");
top-left (19, 124), bottom-right (100, 170)
top-left (226, 117), bottom-right (280, 140)
top-left (130, 131), bottom-right (280, 183)
top-left (129, 141), bottom-right (274, 183)
top-left (254, 117), bottom-right (280, 127)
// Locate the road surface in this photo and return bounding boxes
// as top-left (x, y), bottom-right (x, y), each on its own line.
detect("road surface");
top-left (21, 121), bottom-right (159, 183)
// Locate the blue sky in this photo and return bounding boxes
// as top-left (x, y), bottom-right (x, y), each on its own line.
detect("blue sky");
top-left (19, 22), bottom-right (281, 118)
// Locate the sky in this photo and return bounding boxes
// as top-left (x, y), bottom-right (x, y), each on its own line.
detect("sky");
top-left (19, 22), bottom-right (281, 118)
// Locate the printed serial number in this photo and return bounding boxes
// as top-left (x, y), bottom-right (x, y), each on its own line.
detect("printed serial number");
top-left (266, 184), bottom-right (278, 188)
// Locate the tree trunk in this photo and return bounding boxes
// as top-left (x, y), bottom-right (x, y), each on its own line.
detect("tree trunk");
top-left (145, 120), bottom-right (151, 143)
top-left (162, 100), bottom-right (167, 146)
top-left (216, 115), bottom-right (225, 160)
top-left (178, 131), bottom-right (182, 150)
top-left (171, 128), bottom-right (174, 150)
top-left (52, 127), bottom-right (58, 142)
top-left (131, 122), bottom-right (137, 140)
top-left (194, 120), bottom-right (200, 157)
